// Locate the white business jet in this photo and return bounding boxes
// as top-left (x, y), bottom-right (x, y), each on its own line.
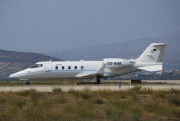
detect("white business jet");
top-left (10, 43), bottom-right (167, 85)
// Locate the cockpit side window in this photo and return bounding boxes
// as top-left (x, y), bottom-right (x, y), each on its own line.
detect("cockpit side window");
top-left (30, 64), bottom-right (43, 68)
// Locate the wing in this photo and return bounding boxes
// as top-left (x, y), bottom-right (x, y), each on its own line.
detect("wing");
top-left (76, 64), bottom-right (106, 78)
top-left (76, 71), bottom-right (97, 77)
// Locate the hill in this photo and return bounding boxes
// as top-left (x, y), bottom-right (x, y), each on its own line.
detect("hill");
top-left (0, 50), bottom-right (60, 79)
top-left (44, 31), bottom-right (180, 70)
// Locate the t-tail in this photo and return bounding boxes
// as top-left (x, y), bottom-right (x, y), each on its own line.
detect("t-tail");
top-left (135, 43), bottom-right (167, 71)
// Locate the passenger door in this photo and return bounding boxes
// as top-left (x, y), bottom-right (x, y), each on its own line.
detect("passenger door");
top-left (45, 63), bottom-right (52, 78)
top-left (45, 63), bottom-right (52, 72)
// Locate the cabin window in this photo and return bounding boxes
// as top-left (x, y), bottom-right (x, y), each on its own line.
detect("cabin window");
top-left (68, 66), bottom-right (71, 70)
top-left (108, 62), bottom-right (112, 65)
top-left (55, 66), bottom-right (58, 70)
top-left (153, 49), bottom-right (156, 51)
top-left (114, 62), bottom-right (116, 65)
top-left (130, 61), bottom-right (135, 64)
top-left (74, 66), bottom-right (77, 69)
top-left (30, 64), bottom-right (43, 68)
top-left (62, 66), bottom-right (64, 70)
top-left (81, 66), bottom-right (84, 69)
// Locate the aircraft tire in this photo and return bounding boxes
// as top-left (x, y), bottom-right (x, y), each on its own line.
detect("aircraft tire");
top-left (97, 77), bottom-right (100, 84)
top-left (26, 81), bottom-right (30, 85)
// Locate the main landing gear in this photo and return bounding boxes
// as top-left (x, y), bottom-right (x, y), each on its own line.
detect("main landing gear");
top-left (93, 77), bottom-right (101, 84)
top-left (26, 81), bottom-right (30, 85)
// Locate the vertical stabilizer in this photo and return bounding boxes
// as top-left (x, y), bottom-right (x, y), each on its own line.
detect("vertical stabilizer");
top-left (136, 43), bottom-right (167, 71)
top-left (136, 43), bottom-right (167, 63)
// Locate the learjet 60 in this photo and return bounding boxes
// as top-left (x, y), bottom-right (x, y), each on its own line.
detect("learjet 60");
top-left (10, 43), bottom-right (167, 85)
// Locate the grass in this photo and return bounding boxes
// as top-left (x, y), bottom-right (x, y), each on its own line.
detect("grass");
top-left (0, 88), bottom-right (179, 121)
top-left (52, 87), bottom-right (63, 93)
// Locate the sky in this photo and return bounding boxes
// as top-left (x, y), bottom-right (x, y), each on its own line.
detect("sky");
top-left (0, 0), bottom-right (180, 52)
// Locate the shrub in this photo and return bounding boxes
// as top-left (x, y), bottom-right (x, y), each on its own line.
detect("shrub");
top-left (93, 98), bottom-right (104, 104)
top-left (141, 101), bottom-right (159, 113)
top-left (0, 97), bottom-right (6, 104)
top-left (56, 97), bottom-right (68, 104)
top-left (52, 87), bottom-right (63, 93)
top-left (128, 86), bottom-right (141, 96)
top-left (79, 88), bottom-right (92, 100)
top-left (96, 89), bottom-right (112, 97)
top-left (131, 85), bottom-right (142, 92)
top-left (154, 90), bottom-right (166, 98)
top-left (128, 105), bottom-right (142, 121)
top-left (18, 89), bottom-right (32, 96)
top-left (169, 88), bottom-right (179, 94)
top-left (68, 88), bottom-right (80, 97)
top-left (12, 98), bottom-right (26, 109)
top-left (80, 93), bottom-right (91, 100)
top-left (140, 87), bottom-right (153, 94)
top-left (168, 97), bottom-right (180, 106)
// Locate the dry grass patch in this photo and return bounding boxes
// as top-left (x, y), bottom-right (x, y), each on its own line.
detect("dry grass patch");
top-left (0, 88), bottom-right (179, 121)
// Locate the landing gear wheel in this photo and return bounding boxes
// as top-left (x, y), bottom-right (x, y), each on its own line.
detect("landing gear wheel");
top-left (97, 77), bottom-right (100, 84)
top-left (93, 77), bottom-right (101, 84)
top-left (26, 81), bottom-right (30, 85)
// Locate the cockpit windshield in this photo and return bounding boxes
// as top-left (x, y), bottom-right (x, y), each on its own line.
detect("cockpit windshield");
top-left (30, 64), bottom-right (43, 68)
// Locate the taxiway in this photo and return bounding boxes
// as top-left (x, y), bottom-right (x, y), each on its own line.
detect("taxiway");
top-left (0, 83), bottom-right (179, 92)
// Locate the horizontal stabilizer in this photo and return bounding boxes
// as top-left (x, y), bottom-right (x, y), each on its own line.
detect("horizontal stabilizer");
top-left (138, 65), bottom-right (163, 72)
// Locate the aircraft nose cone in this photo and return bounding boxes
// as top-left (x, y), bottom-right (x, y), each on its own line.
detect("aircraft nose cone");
top-left (9, 73), bottom-right (18, 78)
top-left (9, 70), bottom-right (29, 79)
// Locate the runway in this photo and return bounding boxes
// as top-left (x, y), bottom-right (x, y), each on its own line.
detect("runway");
top-left (0, 84), bottom-right (179, 92)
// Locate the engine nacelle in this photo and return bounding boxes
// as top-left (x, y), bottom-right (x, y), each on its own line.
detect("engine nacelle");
top-left (103, 58), bottom-right (134, 69)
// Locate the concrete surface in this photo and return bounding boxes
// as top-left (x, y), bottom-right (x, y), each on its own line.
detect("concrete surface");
top-left (0, 84), bottom-right (179, 92)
